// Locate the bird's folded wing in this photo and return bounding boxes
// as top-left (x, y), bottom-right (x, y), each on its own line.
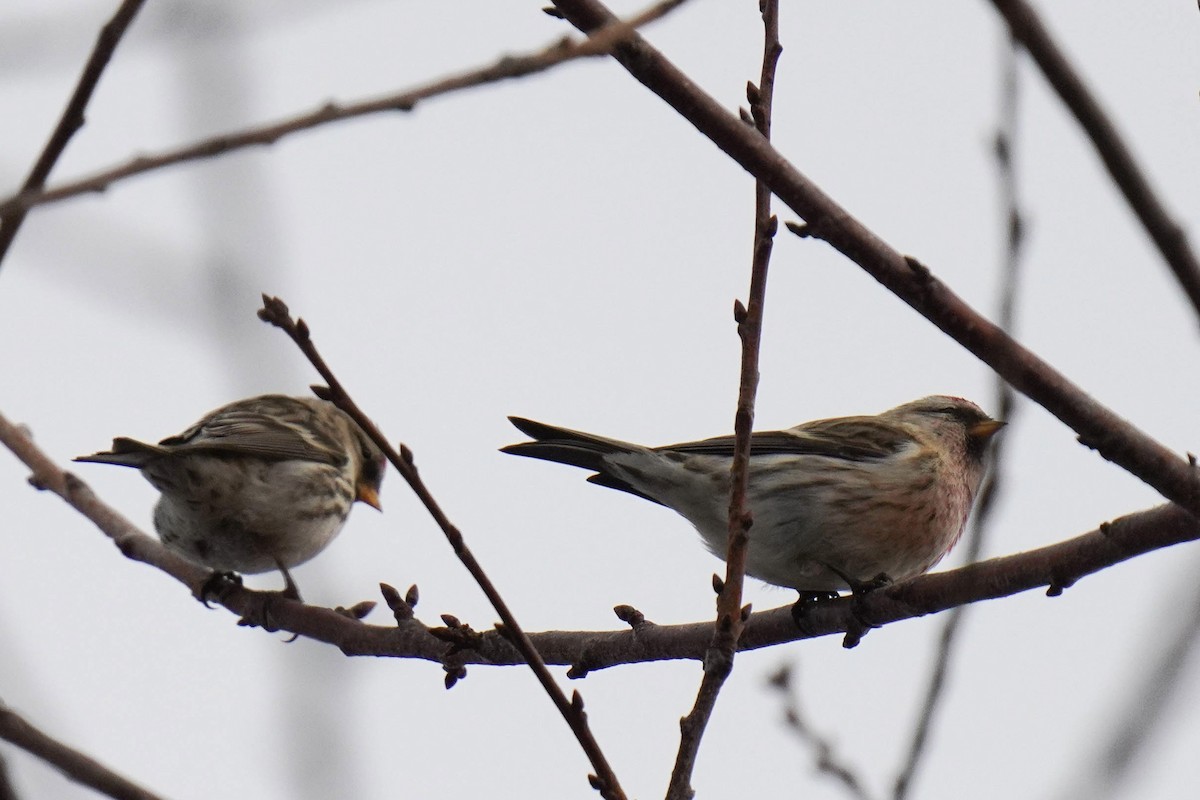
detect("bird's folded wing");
top-left (664, 417), bottom-right (912, 462)
top-left (160, 410), bottom-right (345, 464)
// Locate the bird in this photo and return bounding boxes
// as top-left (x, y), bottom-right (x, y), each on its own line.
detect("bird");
top-left (502, 395), bottom-right (1003, 595)
top-left (75, 394), bottom-right (385, 597)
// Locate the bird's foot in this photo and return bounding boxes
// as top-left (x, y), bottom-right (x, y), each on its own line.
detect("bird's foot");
top-left (840, 573), bottom-right (891, 649)
top-left (198, 570), bottom-right (242, 607)
top-left (234, 561), bottom-right (304, 639)
top-left (846, 571), bottom-right (892, 597)
top-left (789, 590), bottom-right (841, 627)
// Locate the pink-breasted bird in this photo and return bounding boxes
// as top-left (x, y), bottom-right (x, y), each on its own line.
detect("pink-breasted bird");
top-left (502, 395), bottom-right (1003, 594)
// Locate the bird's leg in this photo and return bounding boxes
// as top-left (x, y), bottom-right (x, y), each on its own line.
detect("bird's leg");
top-left (235, 560), bottom-right (302, 639)
top-left (821, 564), bottom-right (891, 648)
top-left (275, 561), bottom-right (303, 602)
top-left (787, 564), bottom-right (891, 646)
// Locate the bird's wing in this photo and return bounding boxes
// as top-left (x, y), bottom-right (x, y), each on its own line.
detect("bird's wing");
top-left (665, 416), bottom-right (913, 462)
top-left (158, 398), bottom-right (346, 464)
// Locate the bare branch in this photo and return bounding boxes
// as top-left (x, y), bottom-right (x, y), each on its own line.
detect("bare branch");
top-left (0, 0), bottom-right (690, 221)
top-left (0, 700), bottom-right (165, 800)
top-left (549, 0), bottom-right (1200, 522)
top-left (0, 0), bottom-right (145, 269)
top-left (668, 2), bottom-right (780, 797)
top-left (1055, 552), bottom-right (1200, 800)
top-left (989, 0), bottom-right (1200, 326)
top-left (255, 296), bottom-right (627, 800)
top-left (768, 666), bottom-right (873, 800)
top-left (0, 751), bottom-right (15, 800)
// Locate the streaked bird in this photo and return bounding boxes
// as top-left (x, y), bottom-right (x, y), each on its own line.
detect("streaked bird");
top-left (76, 394), bottom-right (385, 595)
top-left (502, 395), bottom-right (1003, 594)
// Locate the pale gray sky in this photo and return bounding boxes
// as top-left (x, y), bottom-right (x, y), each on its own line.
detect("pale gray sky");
top-left (2, 2), bottom-right (1198, 798)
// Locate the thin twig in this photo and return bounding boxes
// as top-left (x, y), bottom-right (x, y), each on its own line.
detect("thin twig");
top-left (255, 296), bottom-right (627, 800)
top-left (989, 0), bottom-right (1200, 326)
top-left (667, 2), bottom-right (780, 797)
top-left (0, 700), bottom-right (165, 800)
top-left (2, 411), bottom-right (1198, 668)
top-left (549, 0), bottom-right (1200, 523)
top-left (0, 0), bottom-right (145, 268)
top-left (892, 34), bottom-right (1025, 800)
top-left (0, 0), bottom-right (690, 220)
top-left (768, 666), bottom-right (873, 800)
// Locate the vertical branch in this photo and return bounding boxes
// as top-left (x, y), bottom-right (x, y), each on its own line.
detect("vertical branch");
top-left (892, 32), bottom-right (1024, 800)
top-left (666, 2), bottom-right (781, 797)
top-left (0, 0), bottom-right (146, 269)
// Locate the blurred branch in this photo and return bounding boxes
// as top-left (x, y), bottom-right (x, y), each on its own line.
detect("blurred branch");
top-left (1055, 551), bottom-right (1200, 800)
top-left (892, 33), bottom-right (1025, 800)
top-left (768, 665), bottom-right (873, 800)
top-left (0, 0), bottom-right (689, 220)
top-left (0, 699), bottom-right (165, 800)
top-left (548, 0), bottom-right (1200, 522)
top-left (988, 0), bottom-right (1200, 326)
top-left (255, 296), bottom-right (628, 800)
top-left (0, 0), bottom-right (146, 269)
top-left (668, 2), bottom-right (779, 796)
top-left (0, 751), bottom-right (14, 800)
top-left (3, 409), bottom-right (1196, 670)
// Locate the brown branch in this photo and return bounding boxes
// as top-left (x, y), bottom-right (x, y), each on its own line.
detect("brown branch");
top-left (548, 0), bottom-right (1200, 522)
top-left (0, 0), bottom-right (145, 269)
top-left (254, 296), bottom-right (627, 800)
top-left (0, 700), bottom-right (165, 800)
top-left (0, 751), bottom-right (15, 800)
top-left (667, 2), bottom-right (780, 797)
top-left (893, 34), bottom-right (1026, 800)
top-left (0, 0), bottom-right (689, 221)
top-left (2, 409), bottom-right (1198, 670)
top-left (989, 0), bottom-right (1200, 326)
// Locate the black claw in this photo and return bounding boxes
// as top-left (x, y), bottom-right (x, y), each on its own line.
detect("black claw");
top-left (198, 570), bottom-right (242, 607)
top-left (790, 589), bottom-right (840, 626)
top-left (851, 572), bottom-right (893, 596)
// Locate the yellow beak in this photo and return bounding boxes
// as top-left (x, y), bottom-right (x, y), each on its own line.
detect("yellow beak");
top-left (969, 419), bottom-right (1006, 440)
top-left (356, 483), bottom-right (383, 511)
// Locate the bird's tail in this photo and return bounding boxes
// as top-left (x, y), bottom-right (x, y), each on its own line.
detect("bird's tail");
top-left (74, 437), bottom-right (167, 468)
top-left (501, 417), bottom-right (637, 470)
top-left (502, 417), bottom-right (662, 503)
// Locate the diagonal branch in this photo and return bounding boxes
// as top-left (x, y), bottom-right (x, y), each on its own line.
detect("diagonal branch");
top-left (0, 0), bottom-right (689, 221)
top-left (0, 0), bottom-right (146, 269)
top-left (549, 0), bottom-right (1200, 523)
top-left (0, 699), bottom-right (165, 800)
top-left (988, 0), bottom-right (1200, 326)
top-left (668, 2), bottom-right (780, 797)
top-left (255, 296), bottom-right (627, 800)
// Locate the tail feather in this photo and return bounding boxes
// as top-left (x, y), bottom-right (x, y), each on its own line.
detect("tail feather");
top-left (502, 417), bottom-right (662, 504)
top-left (74, 437), bottom-right (167, 468)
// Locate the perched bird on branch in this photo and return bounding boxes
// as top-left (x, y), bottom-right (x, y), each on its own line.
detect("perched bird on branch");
top-left (503, 395), bottom-right (1003, 596)
top-left (76, 394), bottom-right (385, 597)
